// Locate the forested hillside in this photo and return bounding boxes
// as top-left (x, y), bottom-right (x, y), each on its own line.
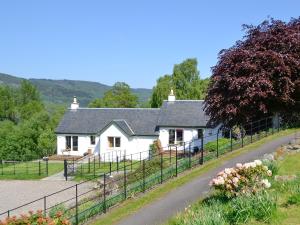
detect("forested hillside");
top-left (0, 81), bottom-right (65, 160)
top-left (0, 73), bottom-right (152, 106)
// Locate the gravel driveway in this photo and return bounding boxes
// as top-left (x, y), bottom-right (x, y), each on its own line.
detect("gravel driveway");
top-left (0, 180), bottom-right (94, 219)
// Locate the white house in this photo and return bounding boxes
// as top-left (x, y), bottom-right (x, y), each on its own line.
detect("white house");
top-left (55, 91), bottom-right (222, 160)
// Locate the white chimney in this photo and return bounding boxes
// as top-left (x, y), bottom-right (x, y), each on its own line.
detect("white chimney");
top-left (168, 89), bottom-right (176, 102)
top-left (71, 96), bottom-right (79, 110)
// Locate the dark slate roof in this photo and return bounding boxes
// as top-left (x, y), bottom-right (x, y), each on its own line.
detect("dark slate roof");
top-left (98, 119), bottom-right (134, 136)
top-left (56, 108), bottom-right (161, 136)
top-left (157, 100), bottom-right (209, 127)
top-left (56, 100), bottom-right (211, 135)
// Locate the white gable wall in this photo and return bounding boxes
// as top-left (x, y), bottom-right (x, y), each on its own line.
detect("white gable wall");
top-left (99, 123), bottom-right (129, 158)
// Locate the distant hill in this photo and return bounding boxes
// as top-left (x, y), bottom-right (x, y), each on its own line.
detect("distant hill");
top-left (0, 73), bottom-right (152, 107)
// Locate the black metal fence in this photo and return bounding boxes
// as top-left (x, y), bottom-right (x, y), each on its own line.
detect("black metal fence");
top-left (0, 116), bottom-right (290, 224)
top-left (0, 158), bottom-right (49, 177)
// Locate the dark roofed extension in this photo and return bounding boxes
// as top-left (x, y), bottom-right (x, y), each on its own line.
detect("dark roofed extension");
top-left (157, 100), bottom-right (210, 127)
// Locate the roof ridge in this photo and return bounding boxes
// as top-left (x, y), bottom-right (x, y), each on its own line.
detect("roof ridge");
top-left (69, 107), bottom-right (160, 110)
top-left (163, 100), bottom-right (204, 102)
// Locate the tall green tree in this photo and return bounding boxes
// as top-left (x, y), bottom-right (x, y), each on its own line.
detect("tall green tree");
top-left (88, 82), bottom-right (138, 108)
top-left (0, 81), bottom-right (64, 160)
top-left (150, 58), bottom-right (209, 107)
top-left (0, 86), bottom-right (16, 122)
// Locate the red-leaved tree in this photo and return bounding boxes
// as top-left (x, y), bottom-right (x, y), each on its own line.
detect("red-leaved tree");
top-left (205, 18), bottom-right (300, 126)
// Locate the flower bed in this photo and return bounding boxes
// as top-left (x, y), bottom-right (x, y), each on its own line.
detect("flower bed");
top-left (0, 210), bottom-right (70, 225)
top-left (210, 160), bottom-right (272, 197)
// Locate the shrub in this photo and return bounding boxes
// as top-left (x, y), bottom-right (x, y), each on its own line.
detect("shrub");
top-left (204, 138), bottom-right (231, 152)
top-left (172, 199), bottom-right (227, 225)
top-left (127, 157), bottom-right (170, 184)
top-left (49, 204), bottom-right (68, 219)
top-left (210, 160), bottom-right (273, 197)
top-left (228, 191), bottom-right (277, 224)
top-left (0, 210), bottom-right (71, 225)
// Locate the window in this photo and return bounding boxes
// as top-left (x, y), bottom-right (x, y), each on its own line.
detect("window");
top-left (72, 136), bottom-right (78, 151)
top-left (108, 137), bottom-right (121, 148)
top-left (115, 137), bottom-right (121, 147)
top-left (66, 136), bottom-right (71, 149)
top-left (169, 129), bottom-right (184, 145)
top-left (169, 129), bottom-right (175, 145)
top-left (176, 129), bottom-right (183, 143)
top-left (90, 136), bottom-right (96, 145)
top-left (197, 129), bottom-right (203, 139)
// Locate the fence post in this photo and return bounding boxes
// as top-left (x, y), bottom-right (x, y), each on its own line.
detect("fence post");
top-left (130, 154), bottom-right (133, 172)
top-left (45, 159), bottom-right (48, 176)
top-left (189, 143), bottom-right (191, 168)
top-left (88, 157), bottom-right (91, 173)
top-left (117, 156), bottom-right (119, 172)
top-left (250, 122), bottom-right (253, 143)
top-left (1, 160), bottom-right (3, 175)
top-left (39, 160), bottom-right (41, 176)
top-left (124, 156), bottom-right (127, 200)
top-left (200, 135), bottom-right (204, 165)
top-left (93, 156), bottom-right (96, 178)
top-left (148, 149), bottom-right (151, 160)
top-left (216, 131), bottom-right (219, 158)
top-left (140, 152), bottom-right (142, 165)
top-left (169, 145), bottom-right (172, 163)
top-left (241, 129), bottom-right (244, 148)
top-left (75, 184), bottom-right (78, 225)
top-left (64, 159), bottom-right (68, 181)
top-left (265, 117), bottom-right (268, 136)
top-left (230, 129), bottom-right (233, 151)
top-left (142, 160), bottom-right (146, 192)
top-left (103, 175), bottom-right (106, 213)
top-left (183, 141), bottom-right (186, 156)
top-left (99, 154), bottom-right (101, 168)
top-left (14, 158), bottom-right (16, 175)
top-left (109, 162), bottom-right (112, 175)
top-left (160, 153), bottom-right (163, 184)
top-left (175, 146), bottom-right (178, 177)
top-left (43, 196), bottom-right (47, 216)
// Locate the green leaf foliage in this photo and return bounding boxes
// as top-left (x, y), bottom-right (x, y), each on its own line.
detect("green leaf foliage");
top-left (0, 81), bottom-right (65, 160)
top-left (88, 82), bottom-right (138, 108)
top-left (150, 58), bottom-right (210, 107)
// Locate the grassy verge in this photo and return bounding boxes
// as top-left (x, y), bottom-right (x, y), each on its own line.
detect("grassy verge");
top-left (166, 138), bottom-right (300, 225)
top-left (89, 128), bottom-right (300, 225)
top-left (0, 162), bottom-right (63, 180)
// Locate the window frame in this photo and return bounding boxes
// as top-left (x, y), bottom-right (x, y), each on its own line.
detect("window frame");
top-left (72, 136), bottom-right (78, 151)
top-left (197, 129), bottom-right (204, 139)
top-left (107, 136), bottom-right (121, 148)
top-left (90, 135), bottom-right (96, 145)
top-left (66, 136), bottom-right (71, 150)
top-left (168, 129), bottom-right (184, 145)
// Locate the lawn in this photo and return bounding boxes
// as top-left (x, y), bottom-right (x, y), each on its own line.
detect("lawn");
top-left (0, 162), bottom-right (64, 180)
top-left (88, 128), bottom-right (300, 225)
top-left (166, 145), bottom-right (300, 225)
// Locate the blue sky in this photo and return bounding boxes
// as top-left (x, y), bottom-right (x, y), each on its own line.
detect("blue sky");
top-left (0, 1), bottom-right (299, 88)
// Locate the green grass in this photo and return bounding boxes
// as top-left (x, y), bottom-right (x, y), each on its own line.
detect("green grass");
top-left (73, 160), bottom-right (147, 181)
top-left (277, 153), bottom-right (300, 176)
top-left (166, 136), bottom-right (300, 225)
top-left (88, 128), bottom-right (300, 225)
top-left (0, 162), bottom-right (63, 180)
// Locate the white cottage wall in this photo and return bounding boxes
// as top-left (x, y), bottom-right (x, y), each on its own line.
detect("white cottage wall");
top-left (56, 134), bottom-right (99, 156)
top-left (158, 125), bottom-right (223, 151)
